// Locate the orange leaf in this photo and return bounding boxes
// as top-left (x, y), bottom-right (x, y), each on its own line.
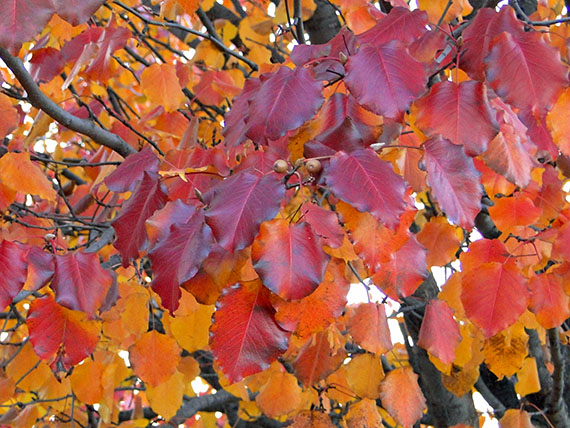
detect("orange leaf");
top-left (129, 330), bottom-right (181, 387)
top-left (255, 366), bottom-right (303, 417)
top-left (70, 359), bottom-right (104, 404)
top-left (345, 398), bottom-right (383, 428)
top-left (145, 371), bottom-right (185, 419)
top-left (346, 303), bottom-right (392, 355)
top-left (515, 357), bottom-right (541, 397)
top-left (379, 367), bottom-right (426, 427)
top-left (417, 217), bottom-right (462, 267)
top-left (500, 409), bottom-right (534, 428)
top-left (528, 274), bottom-right (570, 329)
top-left (0, 93), bottom-right (18, 139)
top-left (140, 63), bottom-right (185, 113)
top-left (547, 87), bottom-right (570, 156)
top-left (345, 353), bottom-right (384, 399)
top-left (488, 195), bottom-right (542, 235)
top-left (417, 300), bottom-right (461, 365)
top-left (290, 411), bottom-right (335, 428)
top-left (482, 322), bottom-right (528, 379)
top-left (0, 152), bottom-right (57, 201)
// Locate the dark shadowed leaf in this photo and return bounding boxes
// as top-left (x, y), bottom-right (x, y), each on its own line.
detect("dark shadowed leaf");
top-left (204, 170), bottom-right (285, 252)
top-left (112, 172), bottom-right (168, 267)
top-left (0, 241), bottom-right (28, 309)
top-left (222, 78), bottom-right (261, 148)
top-left (414, 80), bottom-right (499, 156)
top-left (52, 0), bottom-right (105, 25)
top-left (150, 208), bottom-right (214, 313)
top-left (358, 7), bottom-right (428, 47)
top-left (325, 149), bottom-right (406, 228)
top-left (27, 296), bottom-right (100, 373)
top-left (0, 0), bottom-right (54, 53)
top-left (25, 246), bottom-right (54, 291)
top-left (51, 252), bottom-right (114, 318)
top-left (485, 31), bottom-right (568, 114)
top-left (246, 67), bottom-right (324, 142)
top-left (252, 220), bottom-right (330, 300)
top-left (345, 41), bottom-right (427, 120)
top-left (423, 136), bottom-right (481, 229)
top-left (105, 145), bottom-right (159, 193)
top-left (210, 280), bottom-right (290, 383)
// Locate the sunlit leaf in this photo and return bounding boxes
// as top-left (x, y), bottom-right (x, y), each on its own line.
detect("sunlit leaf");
top-left (141, 63), bottom-right (185, 113)
top-left (0, 152), bottom-right (57, 202)
top-left (379, 367), bottom-right (426, 427)
top-left (129, 330), bottom-right (181, 387)
top-left (418, 300), bottom-right (461, 365)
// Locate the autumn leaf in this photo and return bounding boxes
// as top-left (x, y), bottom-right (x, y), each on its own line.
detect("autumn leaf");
top-left (255, 366), bottom-right (302, 417)
top-left (417, 217), bottom-right (462, 267)
top-left (418, 300), bottom-right (461, 365)
top-left (358, 7), bottom-right (428, 46)
top-left (0, 93), bottom-right (19, 139)
top-left (0, 241), bottom-right (28, 310)
top-left (379, 367), bottom-right (426, 427)
top-left (0, 152), bottom-right (57, 202)
top-left (105, 145), bottom-right (159, 193)
top-left (346, 398), bottom-right (383, 428)
top-left (129, 330), bottom-right (181, 387)
top-left (141, 63), bottom-right (185, 113)
top-left (0, 0), bottom-right (55, 53)
top-left (346, 303), bottom-right (393, 355)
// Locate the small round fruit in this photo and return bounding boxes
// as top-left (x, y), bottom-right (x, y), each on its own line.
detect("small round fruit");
top-left (273, 159), bottom-right (289, 173)
top-left (306, 159), bottom-right (322, 174)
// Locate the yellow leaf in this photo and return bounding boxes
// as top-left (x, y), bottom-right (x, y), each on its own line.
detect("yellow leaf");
top-left (129, 330), bottom-right (181, 387)
top-left (346, 398), bottom-right (383, 428)
top-left (0, 152), bottom-right (57, 201)
top-left (256, 368), bottom-right (302, 417)
top-left (165, 292), bottom-right (214, 353)
top-left (483, 323), bottom-right (528, 379)
top-left (500, 409), bottom-right (534, 428)
top-left (418, 0), bottom-right (473, 24)
top-left (0, 376), bottom-right (15, 405)
top-left (441, 364), bottom-right (480, 397)
top-left (345, 353), bottom-right (384, 399)
top-left (515, 357), bottom-right (541, 397)
top-left (140, 63), bottom-right (185, 113)
top-left (70, 359), bottom-right (104, 404)
top-left (146, 371), bottom-right (185, 419)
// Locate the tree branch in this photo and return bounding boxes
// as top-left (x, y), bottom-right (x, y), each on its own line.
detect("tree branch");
top-left (546, 328), bottom-right (570, 428)
top-left (0, 47), bottom-right (136, 158)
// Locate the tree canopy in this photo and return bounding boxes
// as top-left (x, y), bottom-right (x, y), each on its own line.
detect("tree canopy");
top-left (0, 0), bottom-right (570, 427)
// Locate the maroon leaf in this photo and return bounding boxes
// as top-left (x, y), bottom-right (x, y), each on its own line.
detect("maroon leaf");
top-left (27, 296), bottom-right (99, 373)
top-left (423, 136), bottom-right (482, 229)
top-left (30, 47), bottom-right (65, 82)
top-left (150, 208), bottom-right (214, 313)
top-left (246, 67), bottom-right (324, 142)
top-left (252, 220), bottom-right (330, 300)
top-left (414, 80), bottom-right (499, 156)
top-left (223, 78), bottom-right (261, 148)
top-left (25, 246), bottom-right (54, 291)
top-left (358, 7), bottom-right (428, 47)
top-left (210, 280), bottom-right (290, 382)
top-left (112, 172), bottom-right (168, 267)
top-left (146, 199), bottom-right (198, 247)
top-left (53, 0), bottom-right (105, 25)
top-left (325, 149), bottom-right (406, 228)
top-left (51, 252), bottom-right (115, 318)
top-left (460, 7), bottom-right (524, 81)
top-left (0, 241), bottom-right (28, 309)
top-left (105, 145), bottom-right (159, 193)
top-left (61, 27), bottom-right (104, 63)
top-left (345, 41), bottom-right (427, 120)
top-left (0, 0), bottom-right (55, 53)
top-left (302, 204), bottom-right (344, 249)
top-left (204, 170), bottom-right (285, 252)
top-left (485, 31), bottom-right (568, 113)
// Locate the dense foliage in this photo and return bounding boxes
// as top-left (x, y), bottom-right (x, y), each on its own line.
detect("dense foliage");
top-left (0, 0), bottom-right (570, 427)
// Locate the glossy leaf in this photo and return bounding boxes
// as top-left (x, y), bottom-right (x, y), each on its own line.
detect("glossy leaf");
top-left (204, 170), bottom-right (284, 252)
top-left (128, 330), bottom-right (181, 387)
top-left (345, 41), bottom-right (427, 120)
top-left (27, 296), bottom-right (100, 373)
top-left (252, 220), bottom-right (330, 300)
top-left (325, 149), bottom-right (406, 228)
top-left (379, 367), bottom-right (426, 427)
top-left (149, 207), bottom-right (213, 312)
top-left (414, 80), bottom-right (498, 156)
top-left (210, 280), bottom-right (290, 383)
top-left (112, 172), bottom-right (168, 267)
top-left (246, 67), bottom-right (324, 141)
top-left (51, 252), bottom-right (114, 318)
top-left (418, 300), bottom-right (461, 365)
top-left (461, 262), bottom-right (529, 338)
top-left (423, 136), bottom-right (481, 229)
top-left (485, 31), bottom-right (568, 113)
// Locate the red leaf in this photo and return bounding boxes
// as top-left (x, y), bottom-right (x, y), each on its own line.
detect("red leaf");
top-left (325, 149), bottom-right (406, 228)
top-left (51, 252), bottom-right (114, 318)
top-left (347, 303), bottom-right (393, 355)
top-left (459, 239), bottom-right (510, 272)
top-left (52, 0), bottom-right (105, 25)
top-left (345, 41), bottom-right (427, 120)
top-left (461, 262), bottom-right (529, 338)
top-left (25, 246), bottom-right (54, 291)
top-left (417, 300), bottom-right (461, 365)
top-left (204, 170), bottom-right (285, 252)
top-left (82, 25), bottom-right (131, 81)
top-left (423, 136), bottom-right (481, 229)
top-left (485, 31), bottom-right (568, 113)
top-left (252, 220), bottom-right (330, 300)
top-left (460, 7), bottom-right (523, 81)
top-left (414, 81), bottom-right (498, 156)
top-left (0, 0), bottom-right (54, 53)
top-left (528, 274), bottom-right (570, 329)
top-left (302, 204), bottom-right (344, 249)
top-left (112, 172), bottom-right (168, 267)
top-left (105, 145), bottom-right (159, 193)
top-left (27, 296), bottom-right (99, 373)
top-left (150, 208), bottom-right (214, 313)
top-left (210, 280), bottom-right (290, 383)
top-left (246, 67), bottom-right (324, 142)
top-left (222, 78), bottom-right (261, 148)
top-left (358, 7), bottom-right (428, 47)
top-left (29, 47), bottom-right (65, 82)
top-left (520, 109), bottom-right (558, 161)
top-left (371, 236), bottom-right (427, 299)
top-left (0, 241), bottom-right (28, 309)
top-left (379, 367), bottom-right (426, 427)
